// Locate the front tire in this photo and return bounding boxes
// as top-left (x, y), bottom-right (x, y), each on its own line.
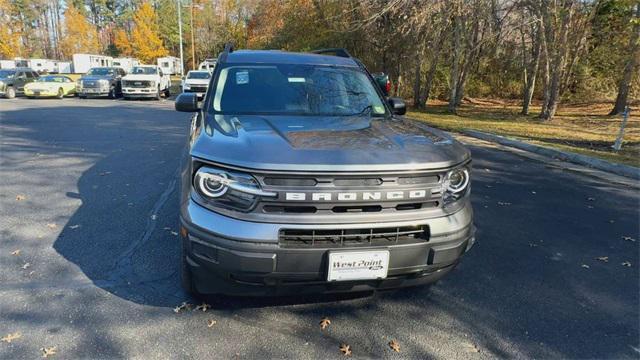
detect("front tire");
top-left (154, 86), bottom-right (161, 100)
top-left (164, 87), bottom-right (171, 98)
top-left (5, 86), bottom-right (15, 99)
top-left (108, 87), bottom-right (116, 99)
top-left (57, 88), bottom-right (64, 99)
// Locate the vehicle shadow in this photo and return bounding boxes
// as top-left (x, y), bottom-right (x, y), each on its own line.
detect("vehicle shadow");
top-left (1, 99), bottom-right (638, 358)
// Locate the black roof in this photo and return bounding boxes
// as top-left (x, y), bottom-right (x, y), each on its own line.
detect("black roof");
top-left (224, 50), bottom-right (359, 67)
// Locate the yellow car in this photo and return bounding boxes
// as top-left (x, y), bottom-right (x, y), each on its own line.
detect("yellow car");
top-left (24, 75), bottom-right (76, 98)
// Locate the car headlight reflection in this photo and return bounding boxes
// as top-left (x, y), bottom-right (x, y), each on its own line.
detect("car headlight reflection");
top-left (443, 166), bottom-right (470, 204)
top-left (193, 166), bottom-right (276, 212)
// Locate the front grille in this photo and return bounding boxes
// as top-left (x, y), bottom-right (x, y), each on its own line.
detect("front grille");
top-left (189, 86), bottom-right (207, 92)
top-left (123, 80), bottom-right (152, 88)
top-left (279, 225), bottom-right (429, 248)
top-left (82, 80), bottom-right (102, 88)
top-left (254, 172), bottom-right (444, 216)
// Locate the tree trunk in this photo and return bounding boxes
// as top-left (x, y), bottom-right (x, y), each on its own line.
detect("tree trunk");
top-left (522, 24), bottom-right (541, 115)
top-left (419, 32), bottom-right (446, 108)
top-left (448, 12), bottom-right (463, 113)
top-left (610, 4), bottom-right (640, 115)
top-left (413, 50), bottom-right (422, 108)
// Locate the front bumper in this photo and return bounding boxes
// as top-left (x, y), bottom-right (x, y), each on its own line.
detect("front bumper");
top-left (79, 88), bottom-right (109, 96)
top-left (24, 89), bottom-right (58, 97)
top-left (123, 88), bottom-right (158, 98)
top-left (181, 199), bottom-right (475, 296)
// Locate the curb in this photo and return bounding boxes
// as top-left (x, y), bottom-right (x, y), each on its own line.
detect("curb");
top-left (461, 130), bottom-right (640, 180)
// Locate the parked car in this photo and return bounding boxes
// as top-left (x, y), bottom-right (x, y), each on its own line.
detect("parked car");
top-left (181, 70), bottom-right (211, 99)
top-left (174, 46), bottom-right (475, 296)
top-left (0, 68), bottom-right (39, 98)
top-left (77, 67), bottom-right (125, 98)
top-left (24, 75), bottom-right (76, 99)
top-left (121, 65), bottom-right (171, 100)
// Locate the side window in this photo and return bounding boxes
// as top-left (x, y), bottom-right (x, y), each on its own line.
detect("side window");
top-left (120, 69), bottom-right (125, 76)
top-left (159, 69), bottom-right (164, 77)
top-left (25, 72), bottom-right (33, 79)
top-left (17, 72), bottom-right (25, 78)
top-left (32, 72), bottom-right (39, 78)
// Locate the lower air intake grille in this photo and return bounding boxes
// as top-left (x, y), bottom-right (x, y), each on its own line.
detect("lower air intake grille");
top-left (279, 226), bottom-right (429, 248)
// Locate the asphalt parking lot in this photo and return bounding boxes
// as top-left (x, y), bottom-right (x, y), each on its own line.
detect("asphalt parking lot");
top-left (1, 97), bottom-right (638, 359)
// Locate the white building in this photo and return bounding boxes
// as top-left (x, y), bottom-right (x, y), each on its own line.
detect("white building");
top-left (113, 57), bottom-right (140, 73)
top-left (157, 56), bottom-right (181, 75)
top-left (72, 54), bottom-right (114, 74)
top-left (0, 60), bottom-right (15, 69)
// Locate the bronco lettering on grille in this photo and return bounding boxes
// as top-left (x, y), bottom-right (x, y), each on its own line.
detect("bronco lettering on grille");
top-left (284, 190), bottom-right (430, 201)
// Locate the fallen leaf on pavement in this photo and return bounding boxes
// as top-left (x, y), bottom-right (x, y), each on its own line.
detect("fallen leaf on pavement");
top-left (497, 201), bottom-right (511, 206)
top-left (11, 249), bottom-right (20, 256)
top-left (207, 319), bottom-right (217, 328)
top-left (531, 191), bottom-right (537, 194)
top-left (46, 223), bottom-right (57, 229)
top-left (150, 215), bottom-right (157, 220)
top-left (621, 261), bottom-right (632, 267)
top-left (99, 171), bottom-right (112, 176)
top-left (319, 317), bottom-right (331, 330)
top-left (163, 227), bottom-right (171, 230)
top-left (1, 332), bottom-right (21, 343)
top-left (69, 225), bottom-right (80, 229)
top-left (596, 256), bottom-right (608, 262)
top-left (622, 236), bottom-right (636, 242)
top-left (464, 343), bottom-right (480, 353)
top-left (170, 231), bottom-right (178, 236)
top-left (22, 263), bottom-right (30, 270)
top-left (581, 264), bottom-right (590, 269)
top-left (339, 344), bottom-right (352, 356)
top-left (389, 339), bottom-right (400, 352)
top-left (173, 302), bottom-right (192, 313)
top-left (41, 346), bottom-right (57, 357)
top-left (587, 197), bottom-right (595, 201)
top-left (195, 303), bottom-right (211, 312)
top-left (16, 195), bottom-right (26, 201)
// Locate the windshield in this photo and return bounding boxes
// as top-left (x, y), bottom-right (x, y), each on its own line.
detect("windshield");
top-left (131, 67), bottom-right (157, 75)
top-left (187, 72), bottom-right (210, 79)
top-left (87, 68), bottom-right (114, 76)
top-left (0, 70), bottom-right (15, 79)
top-left (37, 76), bottom-right (68, 83)
top-left (208, 64), bottom-right (387, 116)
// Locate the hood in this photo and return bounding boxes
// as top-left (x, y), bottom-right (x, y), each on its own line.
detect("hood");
top-left (184, 78), bottom-right (210, 86)
top-left (191, 115), bottom-right (470, 172)
top-left (25, 82), bottom-right (56, 89)
top-left (80, 75), bottom-right (113, 81)
top-left (123, 74), bottom-right (157, 81)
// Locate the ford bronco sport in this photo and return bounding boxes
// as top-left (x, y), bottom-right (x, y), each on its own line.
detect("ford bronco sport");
top-left (174, 45), bottom-right (475, 296)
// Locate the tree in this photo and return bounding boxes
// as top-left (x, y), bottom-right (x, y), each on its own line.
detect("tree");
top-left (610, 2), bottom-right (640, 115)
top-left (113, 28), bottom-right (132, 56)
top-left (59, 2), bottom-right (100, 59)
top-left (130, 1), bottom-right (168, 63)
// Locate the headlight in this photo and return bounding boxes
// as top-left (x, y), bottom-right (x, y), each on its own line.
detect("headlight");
top-left (193, 166), bottom-right (276, 212)
top-left (76, 80), bottom-right (82, 89)
top-left (149, 81), bottom-right (156, 88)
top-left (442, 166), bottom-right (470, 204)
top-left (183, 83), bottom-right (190, 90)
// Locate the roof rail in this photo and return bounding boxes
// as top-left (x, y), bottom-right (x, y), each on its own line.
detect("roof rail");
top-left (220, 42), bottom-right (235, 63)
top-left (310, 48), bottom-right (352, 58)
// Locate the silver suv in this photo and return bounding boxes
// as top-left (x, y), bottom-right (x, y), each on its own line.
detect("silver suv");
top-left (174, 46), bottom-right (475, 296)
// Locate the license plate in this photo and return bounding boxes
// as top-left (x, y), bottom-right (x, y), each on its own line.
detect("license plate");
top-left (33, 91), bottom-right (40, 95)
top-left (327, 250), bottom-right (389, 281)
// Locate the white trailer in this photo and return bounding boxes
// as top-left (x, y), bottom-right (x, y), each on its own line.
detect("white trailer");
top-left (0, 60), bottom-right (15, 69)
top-left (113, 57), bottom-right (140, 73)
top-left (72, 54), bottom-right (114, 74)
top-left (56, 61), bottom-right (72, 73)
top-left (157, 56), bottom-right (181, 75)
top-left (28, 59), bottom-right (61, 73)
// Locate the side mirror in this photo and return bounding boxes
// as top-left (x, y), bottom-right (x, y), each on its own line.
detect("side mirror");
top-left (175, 93), bottom-right (199, 112)
top-left (372, 72), bottom-right (391, 96)
top-left (388, 97), bottom-right (406, 115)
